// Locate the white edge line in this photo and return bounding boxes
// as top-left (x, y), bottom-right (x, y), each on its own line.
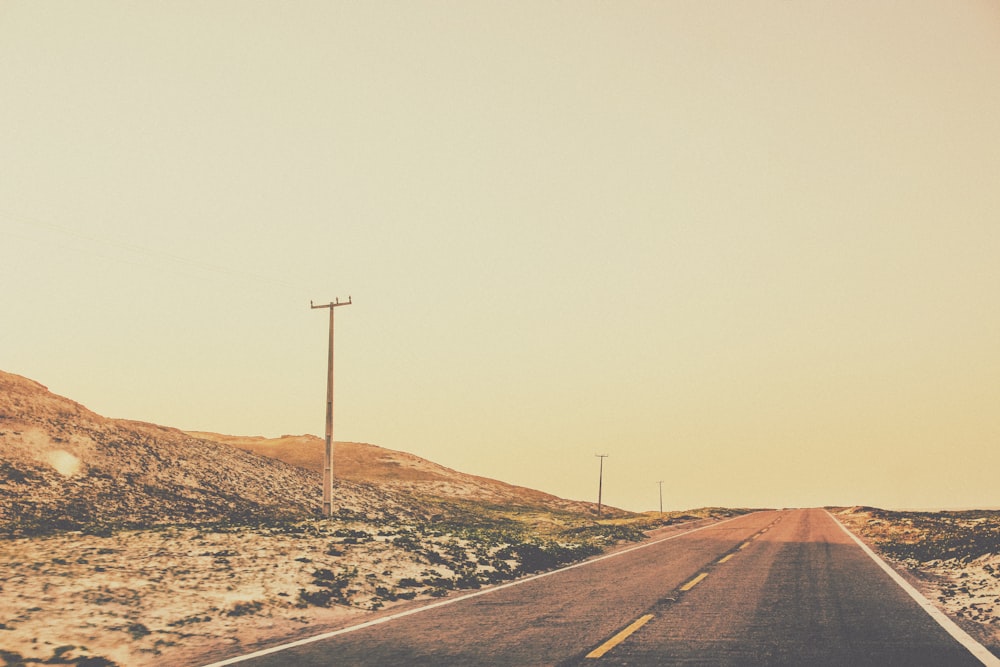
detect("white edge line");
top-left (827, 510), bottom-right (1000, 667)
top-left (199, 513), bottom-right (752, 667)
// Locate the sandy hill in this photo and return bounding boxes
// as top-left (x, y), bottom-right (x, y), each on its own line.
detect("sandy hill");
top-left (0, 370), bottom-right (412, 535)
top-left (0, 370), bottom-right (619, 535)
top-left (186, 432), bottom-right (611, 515)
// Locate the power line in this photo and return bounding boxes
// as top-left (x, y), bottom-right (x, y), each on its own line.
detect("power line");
top-left (2, 209), bottom-right (303, 290)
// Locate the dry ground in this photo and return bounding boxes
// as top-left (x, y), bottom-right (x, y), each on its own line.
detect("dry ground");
top-left (2, 523), bottom-right (383, 666)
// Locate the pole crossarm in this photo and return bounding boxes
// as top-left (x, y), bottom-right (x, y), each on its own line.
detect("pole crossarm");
top-left (311, 296), bottom-right (353, 310)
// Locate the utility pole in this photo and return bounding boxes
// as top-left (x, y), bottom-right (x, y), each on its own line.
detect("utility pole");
top-left (311, 297), bottom-right (352, 517)
top-left (657, 480), bottom-right (664, 516)
top-left (595, 454), bottom-right (608, 518)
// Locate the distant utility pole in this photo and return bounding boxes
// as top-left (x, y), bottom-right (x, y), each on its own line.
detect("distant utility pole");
top-left (311, 297), bottom-right (352, 518)
top-left (595, 454), bottom-right (608, 518)
top-left (657, 480), bottom-right (664, 516)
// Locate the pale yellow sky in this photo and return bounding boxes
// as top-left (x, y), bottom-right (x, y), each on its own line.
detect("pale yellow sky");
top-left (2, 1), bottom-right (999, 511)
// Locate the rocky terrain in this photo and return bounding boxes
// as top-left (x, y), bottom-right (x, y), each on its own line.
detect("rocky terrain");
top-left (0, 371), bottom-right (425, 538)
top-left (835, 506), bottom-right (1000, 655)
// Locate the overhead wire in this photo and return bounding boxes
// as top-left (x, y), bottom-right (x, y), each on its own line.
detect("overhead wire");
top-left (1, 209), bottom-right (306, 292)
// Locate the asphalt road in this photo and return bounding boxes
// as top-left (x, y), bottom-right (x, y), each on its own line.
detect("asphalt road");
top-left (219, 509), bottom-right (994, 666)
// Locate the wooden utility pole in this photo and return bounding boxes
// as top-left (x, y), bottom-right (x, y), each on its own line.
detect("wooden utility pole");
top-left (596, 454), bottom-right (608, 518)
top-left (657, 480), bottom-right (664, 516)
top-left (311, 297), bottom-right (352, 517)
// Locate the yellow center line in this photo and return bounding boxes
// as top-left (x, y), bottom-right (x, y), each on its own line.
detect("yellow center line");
top-left (717, 553), bottom-right (734, 564)
top-left (738, 541), bottom-right (751, 550)
top-left (679, 572), bottom-right (708, 591)
top-left (586, 614), bottom-right (654, 659)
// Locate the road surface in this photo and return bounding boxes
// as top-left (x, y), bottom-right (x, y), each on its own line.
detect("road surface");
top-left (210, 508), bottom-right (995, 666)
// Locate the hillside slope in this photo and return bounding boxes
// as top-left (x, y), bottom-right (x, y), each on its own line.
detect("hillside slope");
top-left (0, 371), bottom-right (410, 535)
top-left (0, 370), bottom-right (622, 536)
top-left (188, 431), bottom-right (615, 516)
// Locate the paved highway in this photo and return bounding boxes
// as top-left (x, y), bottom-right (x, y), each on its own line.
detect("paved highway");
top-left (208, 509), bottom-right (997, 666)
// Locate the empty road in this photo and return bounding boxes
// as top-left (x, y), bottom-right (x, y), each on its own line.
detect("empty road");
top-left (208, 509), bottom-right (996, 666)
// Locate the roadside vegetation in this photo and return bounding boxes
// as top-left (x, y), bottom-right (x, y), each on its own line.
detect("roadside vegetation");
top-left (835, 506), bottom-right (1000, 563)
top-left (834, 506), bottom-right (1000, 652)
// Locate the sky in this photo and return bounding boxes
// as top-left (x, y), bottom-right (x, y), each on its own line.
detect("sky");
top-left (2, 1), bottom-right (999, 513)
